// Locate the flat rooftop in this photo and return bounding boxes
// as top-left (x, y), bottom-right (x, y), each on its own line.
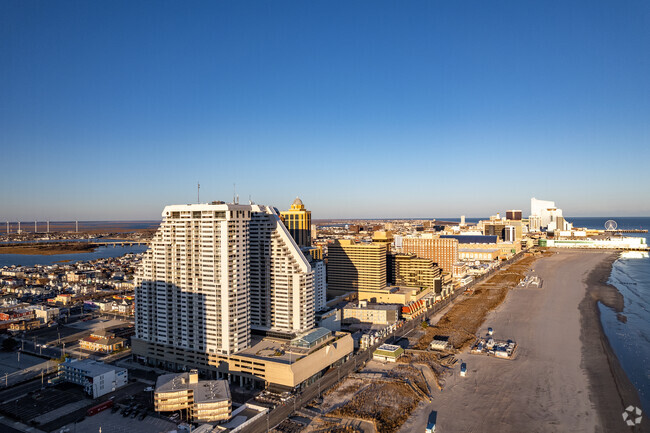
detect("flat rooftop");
top-left (235, 332), bottom-right (340, 364)
top-left (343, 302), bottom-right (401, 311)
top-left (155, 372), bottom-right (230, 403)
top-left (60, 359), bottom-right (125, 377)
top-left (359, 286), bottom-right (419, 295)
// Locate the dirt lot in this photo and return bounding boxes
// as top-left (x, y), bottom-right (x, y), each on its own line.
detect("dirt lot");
top-left (415, 253), bottom-right (548, 351)
top-left (330, 381), bottom-right (421, 433)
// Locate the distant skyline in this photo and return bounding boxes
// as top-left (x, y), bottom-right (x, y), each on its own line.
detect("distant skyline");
top-left (1, 1), bottom-right (649, 220)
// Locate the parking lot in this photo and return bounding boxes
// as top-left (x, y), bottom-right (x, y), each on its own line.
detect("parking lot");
top-left (0, 351), bottom-right (47, 376)
top-left (0, 351), bottom-right (56, 387)
top-left (0, 383), bottom-right (89, 428)
top-left (59, 408), bottom-right (178, 433)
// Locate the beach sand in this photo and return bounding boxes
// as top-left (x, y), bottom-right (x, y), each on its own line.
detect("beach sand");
top-left (399, 249), bottom-right (645, 433)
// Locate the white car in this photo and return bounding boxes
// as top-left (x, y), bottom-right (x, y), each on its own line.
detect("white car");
top-left (144, 386), bottom-right (154, 392)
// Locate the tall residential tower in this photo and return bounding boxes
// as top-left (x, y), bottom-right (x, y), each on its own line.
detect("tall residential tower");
top-left (134, 202), bottom-right (314, 366)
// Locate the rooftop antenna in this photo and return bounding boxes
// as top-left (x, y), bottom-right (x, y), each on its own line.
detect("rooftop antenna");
top-left (197, 182), bottom-right (200, 204)
top-left (249, 194), bottom-right (252, 205)
top-left (233, 183), bottom-right (237, 204)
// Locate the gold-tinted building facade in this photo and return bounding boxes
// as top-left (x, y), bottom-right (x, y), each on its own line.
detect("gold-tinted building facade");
top-left (393, 254), bottom-right (442, 293)
top-left (327, 240), bottom-right (387, 296)
top-left (281, 197), bottom-right (312, 247)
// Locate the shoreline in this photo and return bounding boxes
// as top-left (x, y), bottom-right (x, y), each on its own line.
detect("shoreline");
top-left (0, 244), bottom-right (97, 256)
top-left (580, 251), bottom-right (647, 432)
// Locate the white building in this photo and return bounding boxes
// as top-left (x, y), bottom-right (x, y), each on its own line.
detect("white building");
top-left (134, 202), bottom-right (315, 362)
top-left (30, 305), bottom-right (59, 323)
top-left (58, 359), bottom-right (128, 398)
top-left (249, 204), bottom-right (314, 334)
top-left (528, 215), bottom-right (542, 232)
top-left (530, 197), bottom-right (572, 232)
top-left (311, 259), bottom-right (326, 312)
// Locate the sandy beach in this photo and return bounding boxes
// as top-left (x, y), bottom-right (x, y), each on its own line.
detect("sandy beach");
top-left (400, 249), bottom-right (645, 433)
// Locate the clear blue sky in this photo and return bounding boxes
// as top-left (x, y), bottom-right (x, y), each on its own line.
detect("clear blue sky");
top-left (1, 0), bottom-right (649, 220)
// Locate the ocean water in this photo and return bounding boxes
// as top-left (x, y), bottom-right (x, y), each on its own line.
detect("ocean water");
top-left (569, 217), bottom-right (650, 412)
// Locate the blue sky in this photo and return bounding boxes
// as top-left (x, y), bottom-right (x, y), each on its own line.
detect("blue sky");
top-left (1, 0), bottom-right (649, 220)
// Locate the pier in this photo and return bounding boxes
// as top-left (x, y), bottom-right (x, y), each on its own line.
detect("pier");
top-left (605, 229), bottom-right (648, 233)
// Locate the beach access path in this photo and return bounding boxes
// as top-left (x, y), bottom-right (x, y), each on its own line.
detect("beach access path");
top-left (401, 249), bottom-right (643, 433)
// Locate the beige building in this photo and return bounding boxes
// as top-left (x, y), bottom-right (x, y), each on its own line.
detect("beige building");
top-left (358, 285), bottom-right (430, 306)
top-left (401, 236), bottom-right (458, 273)
top-left (392, 254), bottom-right (441, 292)
top-left (327, 240), bottom-right (387, 296)
top-left (154, 371), bottom-right (231, 422)
top-left (371, 230), bottom-right (394, 250)
top-left (133, 330), bottom-right (353, 391)
top-left (458, 248), bottom-right (500, 261)
top-left (80, 330), bottom-right (125, 353)
top-left (342, 302), bottom-right (400, 325)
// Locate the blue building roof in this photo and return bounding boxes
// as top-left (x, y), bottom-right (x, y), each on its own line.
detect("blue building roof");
top-left (440, 235), bottom-right (497, 244)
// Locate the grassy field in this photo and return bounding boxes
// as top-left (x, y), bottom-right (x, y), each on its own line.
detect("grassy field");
top-left (0, 243), bottom-right (96, 255)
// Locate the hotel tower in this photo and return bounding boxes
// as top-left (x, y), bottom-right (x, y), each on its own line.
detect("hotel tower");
top-left (280, 197), bottom-right (312, 247)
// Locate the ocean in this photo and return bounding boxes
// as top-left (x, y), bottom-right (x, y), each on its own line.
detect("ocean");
top-left (569, 217), bottom-right (650, 412)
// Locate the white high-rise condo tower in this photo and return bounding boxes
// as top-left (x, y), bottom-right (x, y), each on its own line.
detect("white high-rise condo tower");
top-left (134, 202), bottom-right (314, 362)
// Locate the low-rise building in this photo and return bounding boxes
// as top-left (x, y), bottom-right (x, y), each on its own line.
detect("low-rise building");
top-left (53, 294), bottom-right (73, 305)
top-left (315, 308), bottom-right (341, 332)
top-left (372, 344), bottom-right (404, 363)
top-left (80, 330), bottom-right (126, 353)
top-left (133, 331), bottom-right (353, 392)
top-left (58, 359), bottom-right (128, 398)
top-left (154, 371), bottom-right (231, 423)
top-left (9, 319), bottom-right (41, 332)
top-left (31, 305), bottom-right (60, 323)
top-left (0, 308), bottom-right (35, 321)
top-left (458, 248), bottom-right (500, 261)
top-left (342, 302), bottom-right (400, 325)
top-left (357, 285), bottom-right (430, 306)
